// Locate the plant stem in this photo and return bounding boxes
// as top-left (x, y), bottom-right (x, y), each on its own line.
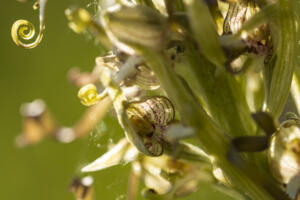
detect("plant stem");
top-left (178, 44), bottom-right (256, 137)
top-left (141, 48), bottom-right (288, 200)
top-left (73, 96), bottom-right (112, 138)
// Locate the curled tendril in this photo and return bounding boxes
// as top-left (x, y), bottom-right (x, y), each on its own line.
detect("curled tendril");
top-left (78, 84), bottom-right (108, 106)
top-left (11, 0), bottom-right (47, 49)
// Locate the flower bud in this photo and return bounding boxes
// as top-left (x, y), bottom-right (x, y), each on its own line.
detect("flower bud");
top-left (102, 5), bottom-right (169, 54)
top-left (125, 96), bottom-right (175, 156)
top-left (127, 96), bottom-right (175, 127)
top-left (268, 119), bottom-right (300, 184)
top-left (126, 114), bottom-right (154, 136)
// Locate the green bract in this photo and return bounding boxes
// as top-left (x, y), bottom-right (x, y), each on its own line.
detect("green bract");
top-left (102, 5), bottom-right (169, 54)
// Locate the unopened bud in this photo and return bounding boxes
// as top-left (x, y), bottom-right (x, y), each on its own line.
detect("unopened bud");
top-left (102, 5), bottom-right (169, 54)
top-left (268, 119), bottom-right (300, 184)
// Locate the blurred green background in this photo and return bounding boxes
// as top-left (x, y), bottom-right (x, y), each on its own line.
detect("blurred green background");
top-left (0, 0), bottom-right (130, 199)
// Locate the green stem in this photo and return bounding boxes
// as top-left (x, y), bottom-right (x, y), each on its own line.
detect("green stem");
top-left (179, 45), bottom-right (256, 137)
top-left (140, 49), bottom-right (282, 200)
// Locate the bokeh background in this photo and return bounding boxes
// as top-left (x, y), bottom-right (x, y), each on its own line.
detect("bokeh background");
top-left (0, 1), bottom-right (252, 199)
top-left (0, 0), bottom-right (130, 199)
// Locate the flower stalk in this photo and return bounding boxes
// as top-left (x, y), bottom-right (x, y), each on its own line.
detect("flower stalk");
top-left (140, 48), bottom-right (288, 200)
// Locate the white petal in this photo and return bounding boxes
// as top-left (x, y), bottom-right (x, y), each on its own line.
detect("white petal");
top-left (82, 138), bottom-right (130, 172)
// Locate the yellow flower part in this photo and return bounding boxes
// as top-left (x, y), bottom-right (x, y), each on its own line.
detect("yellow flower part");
top-left (78, 84), bottom-right (107, 106)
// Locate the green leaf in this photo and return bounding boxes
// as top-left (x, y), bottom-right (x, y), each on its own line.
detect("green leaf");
top-left (184, 0), bottom-right (226, 68)
top-left (177, 46), bottom-right (256, 137)
top-left (267, 0), bottom-right (297, 118)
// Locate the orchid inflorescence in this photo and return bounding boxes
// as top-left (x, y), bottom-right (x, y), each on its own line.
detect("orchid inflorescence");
top-left (12, 0), bottom-right (300, 199)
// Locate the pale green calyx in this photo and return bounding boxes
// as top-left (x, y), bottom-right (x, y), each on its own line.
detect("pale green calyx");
top-left (268, 119), bottom-right (300, 184)
top-left (101, 5), bottom-right (169, 54)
